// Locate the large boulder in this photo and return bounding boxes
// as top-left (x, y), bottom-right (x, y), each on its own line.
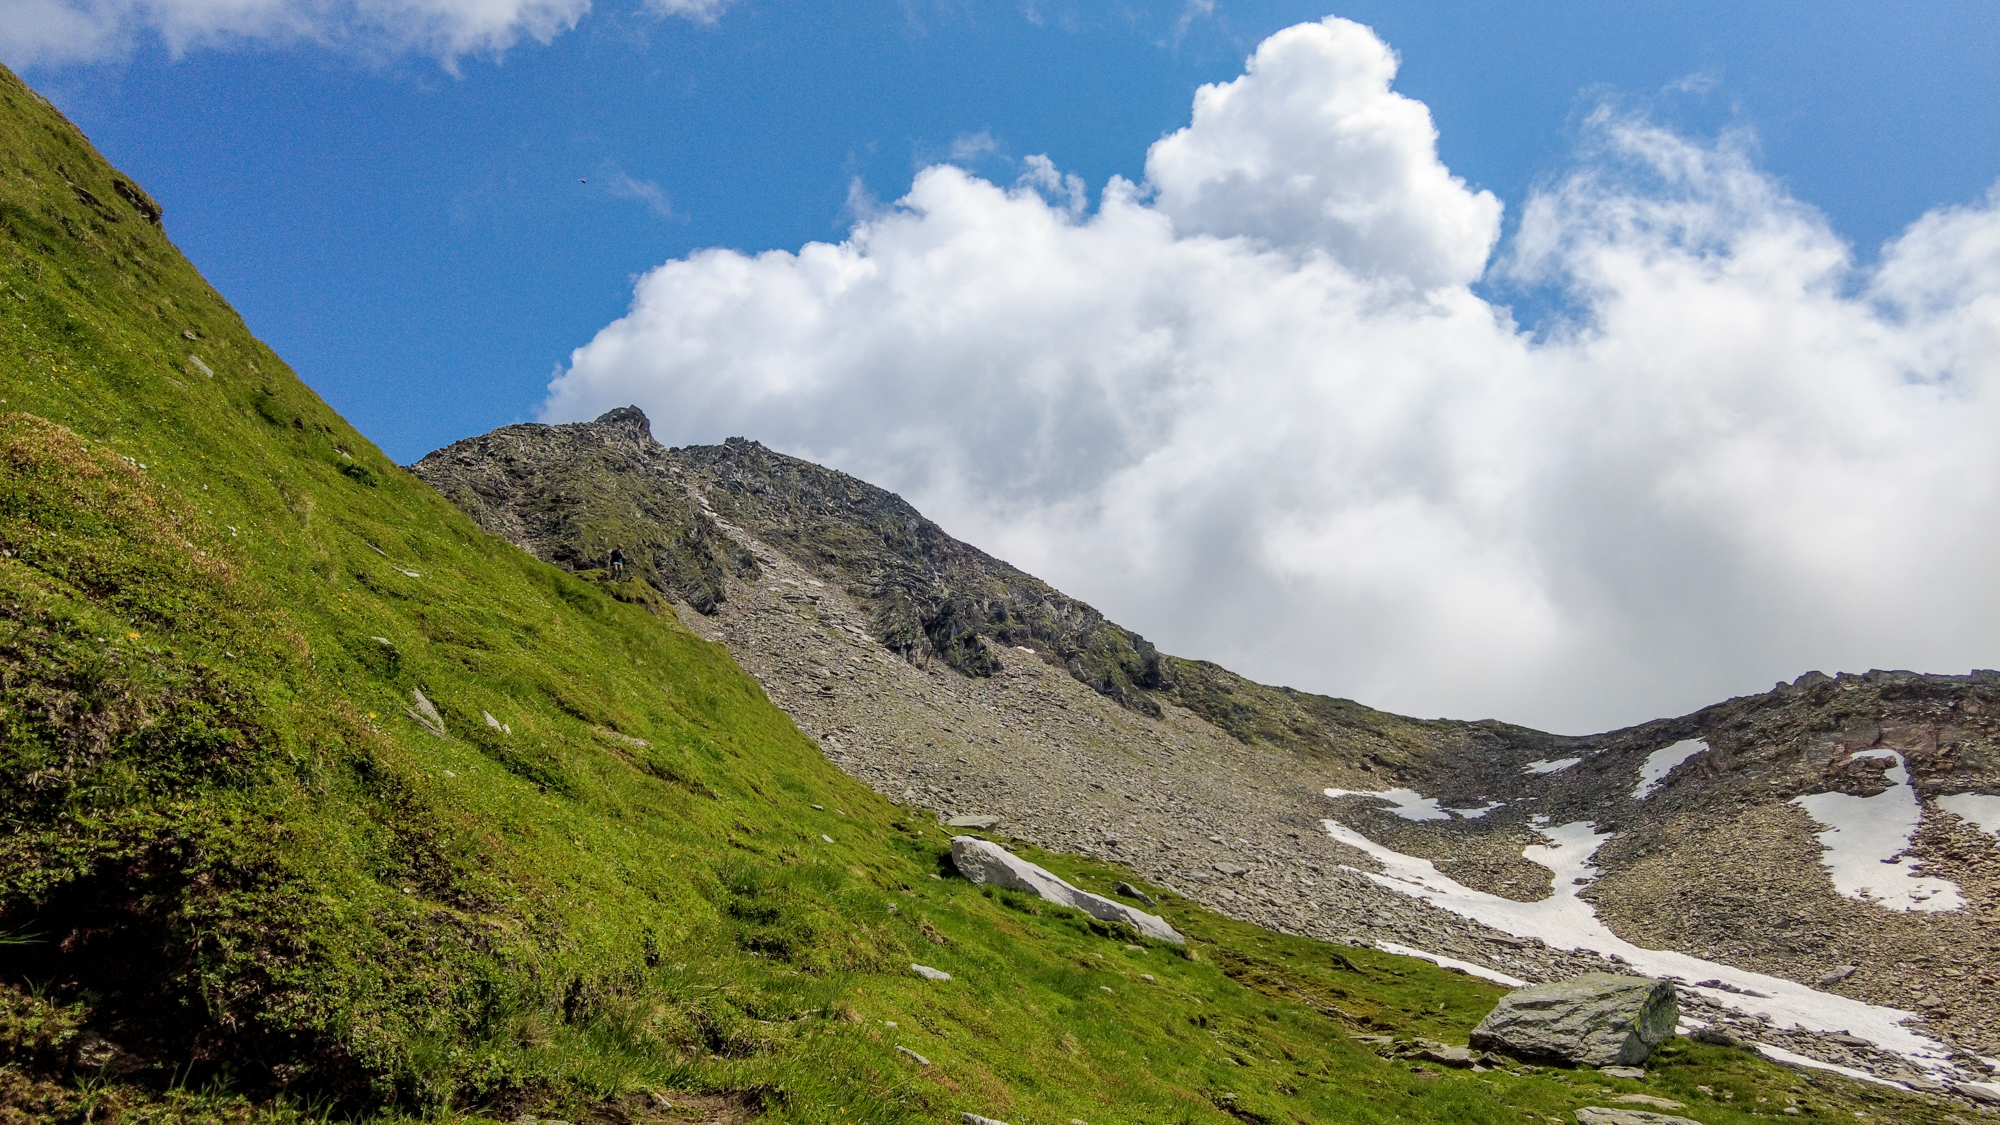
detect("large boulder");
top-left (1471, 973), bottom-right (1678, 1067)
top-left (1575, 1110), bottom-right (1702, 1125)
top-left (949, 837), bottom-right (1185, 944)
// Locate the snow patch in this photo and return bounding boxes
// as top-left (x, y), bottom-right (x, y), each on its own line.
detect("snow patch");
top-left (1633, 739), bottom-right (1707, 799)
top-left (1374, 940), bottom-right (1528, 987)
top-left (1323, 787), bottom-right (1450, 822)
top-left (1751, 1042), bottom-right (1910, 1089)
top-left (1523, 757), bottom-right (1581, 775)
top-left (1319, 817), bottom-right (1958, 1072)
top-left (1323, 787), bottom-right (1504, 822)
top-left (1791, 751), bottom-right (1964, 912)
top-left (1937, 792), bottom-right (2000, 839)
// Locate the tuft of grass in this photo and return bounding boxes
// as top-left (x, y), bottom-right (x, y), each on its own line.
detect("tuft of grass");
top-left (0, 60), bottom-right (1967, 1125)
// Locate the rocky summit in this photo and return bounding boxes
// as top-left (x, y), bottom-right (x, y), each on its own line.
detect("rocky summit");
top-left (416, 407), bottom-right (2000, 1095)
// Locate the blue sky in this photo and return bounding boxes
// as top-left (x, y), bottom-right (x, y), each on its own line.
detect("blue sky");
top-left (14, 2), bottom-right (1998, 464)
top-left (9, 2), bottom-right (2000, 729)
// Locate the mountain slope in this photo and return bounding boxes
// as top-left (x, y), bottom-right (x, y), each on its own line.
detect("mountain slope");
top-left (8, 60), bottom-right (1969, 1125)
top-left (416, 409), bottom-right (2000, 1093)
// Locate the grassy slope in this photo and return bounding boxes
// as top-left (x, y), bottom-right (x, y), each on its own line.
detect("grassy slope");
top-left (0, 64), bottom-right (1959, 1125)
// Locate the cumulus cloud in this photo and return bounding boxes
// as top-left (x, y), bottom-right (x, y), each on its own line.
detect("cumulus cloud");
top-left (1145, 17), bottom-right (1501, 288)
top-left (0, 0), bottom-right (729, 67)
top-left (542, 16), bottom-right (2000, 732)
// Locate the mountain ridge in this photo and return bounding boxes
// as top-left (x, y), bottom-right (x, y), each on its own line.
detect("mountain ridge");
top-left (416, 406), bottom-right (2000, 1084)
top-left (414, 409), bottom-right (1542, 767)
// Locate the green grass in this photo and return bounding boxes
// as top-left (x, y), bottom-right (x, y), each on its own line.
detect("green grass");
top-left (0, 63), bottom-right (1972, 1125)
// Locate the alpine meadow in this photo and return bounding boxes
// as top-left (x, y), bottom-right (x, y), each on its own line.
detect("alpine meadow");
top-left (0, 31), bottom-right (1995, 1125)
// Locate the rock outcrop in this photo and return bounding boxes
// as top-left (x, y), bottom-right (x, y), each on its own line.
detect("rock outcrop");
top-left (1470, 974), bottom-right (1678, 1067)
top-left (950, 837), bottom-right (1185, 944)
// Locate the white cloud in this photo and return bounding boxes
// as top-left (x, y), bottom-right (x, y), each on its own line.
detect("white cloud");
top-left (0, 0), bottom-right (730, 67)
top-left (949, 130), bottom-right (1000, 163)
top-left (543, 16), bottom-right (2000, 733)
top-left (599, 164), bottom-right (675, 219)
top-left (1146, 17), bottom-right (1501, 288)
top-left (645, 0), bottom-right (726, 24)
top-left (1016, 153), bottom-right (1085, 217)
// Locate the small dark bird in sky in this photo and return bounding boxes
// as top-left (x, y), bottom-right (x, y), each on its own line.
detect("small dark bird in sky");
top-left (580, 178), bottom-right (587, 183)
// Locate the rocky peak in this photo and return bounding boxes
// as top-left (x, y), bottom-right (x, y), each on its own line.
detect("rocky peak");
top-left (587, 405), bottom-right (655, 442)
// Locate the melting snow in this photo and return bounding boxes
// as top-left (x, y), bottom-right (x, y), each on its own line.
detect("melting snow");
top-left (1791, 751), bottom-right (1964, 912)
top-left (1937, 792), bottom-right (2000, 839)
top-left (1523, 757), bottom-right (1582, 775)
top-left (1751, 1042), bottom-right (1909, 1089)
top-left (1633, 739), bottom-right (1707, 799)
top-left (1323, 787), bottom-right (1451, 822)
top-left (1373, 941), bottom-right (1527, 987)
top-left (1320, 816), bottom-right (1959, 1072)
top-left (1323, 788), bottom-right (1503, 823)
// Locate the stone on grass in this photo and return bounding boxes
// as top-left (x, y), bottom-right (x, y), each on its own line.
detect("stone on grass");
top-left (911, 963), bottom-right (951, 981)
top-left (1613, 1095), bottom-right (1686, 1110)
top-left (1688, 1025), bottom-right (1738, 1047)
top-left (406, 688), bottom-right (447, 738)
top-left (946, 814), bottom-right (1002, 829)
top-left (949, 836), bottom-right (1185, 944)
top-left (963, 1115), bottom-right (1012, 1125)
top-left (1113, 881), bottom-right (1157, 906)
top-left (894, 1045), bottom-right (930, 1066)
top-left (1574, 1109), bottom-right (1701, 1125)
top-left (1414, 1044), bottom-right (1474, 1067)
top-left (1600, 1066), bottom-right (1646, 1079)
top-left (1470, 973), bottom-right (1677, 1067)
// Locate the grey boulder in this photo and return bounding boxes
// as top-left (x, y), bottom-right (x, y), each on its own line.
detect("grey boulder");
top-left (1471, 973), bottom-right (1678, 1067)
top-left (949, 836), bottom-right (1185, 944)
top-left (1575, 1110), bottom-right (1702, 1125)
top-left (1955, 1082), bottom-right (2000, 1106)
top-left (1112, 881), bottom-right (1157, 907)
top-left (946, 814), bottom-right (1002, 829)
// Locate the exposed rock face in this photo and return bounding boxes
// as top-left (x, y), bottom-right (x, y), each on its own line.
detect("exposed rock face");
top-left (1470, 974), bottom-right (1678, 1067)
top-left (673, 436), bottom-right (1179, 713)
top-left (950, 837), bottom-right (1185, 944)
top-left (413, 409), bottom-right (1490, 754)
top-left (410, 406), bottom-right (752, 614)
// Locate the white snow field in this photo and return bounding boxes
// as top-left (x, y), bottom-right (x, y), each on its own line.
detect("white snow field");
top-left (1523, 757), bottom-right (1582, 775)
top-left (1791, 751), bottom-right (1965, 912)
top-left (1320, 816), bottom-right (1960, 1076)
top-left (1938, 792), bottom-right (2000, 838)
top-left (1322, 787), bottom-right (1451, 821)
top-left (1632, 739), bottom-right (1708, 799)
